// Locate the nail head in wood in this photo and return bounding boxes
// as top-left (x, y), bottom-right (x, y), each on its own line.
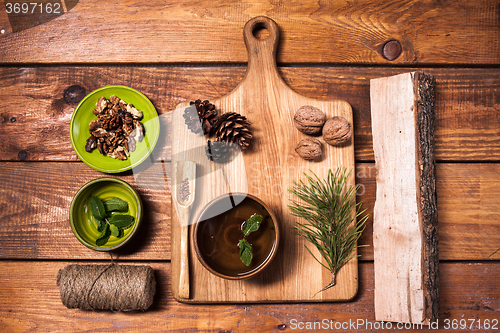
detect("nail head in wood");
top-left (382, 40), bottom-right (402, 61)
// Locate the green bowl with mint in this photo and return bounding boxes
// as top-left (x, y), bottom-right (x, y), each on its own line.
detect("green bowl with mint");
top-left (70, 177), bottom-right (143, 251)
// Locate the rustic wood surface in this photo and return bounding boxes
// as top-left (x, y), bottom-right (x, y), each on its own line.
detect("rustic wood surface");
top-left (0, 0), bottom-right (498, 64)
top-left (1, 261), bottom-right (499, 332)
top-left (2, 162), bottom-right (500, 262)
top-left (1, 66), bottom-right (500, 162)
top-left (0, 0), bottom-right (499, 331)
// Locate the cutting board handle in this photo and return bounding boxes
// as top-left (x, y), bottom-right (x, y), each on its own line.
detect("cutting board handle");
top-left (242, 16), bottom-right (282, 85)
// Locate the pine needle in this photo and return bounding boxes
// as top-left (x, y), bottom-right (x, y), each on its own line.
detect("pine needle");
top-left (489, 247), bottom-right (500, 258)
top-left (288, 168), bottom-right (369, 295)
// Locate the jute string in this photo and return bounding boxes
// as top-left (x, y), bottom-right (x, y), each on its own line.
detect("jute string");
top-left (57, 264), bottom-right (156, 311)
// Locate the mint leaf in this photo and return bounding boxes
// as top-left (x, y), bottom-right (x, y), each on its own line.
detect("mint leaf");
top-left (241, 214), bottom-right (262, 237)
top-left (96, 224), bottom-right (110, 246)
top-left (108, 215), bottom-right (135, 229)
top-left (89, 195), bottom-right (107, 220)
top-left (104, 197), bottom-right (129, 213)
top-left (238, 239), bottom-right (253, 266)
top-left (95, 217), bottom-right (105, 232)
top-left (110, 224), bottom-right (120, 237)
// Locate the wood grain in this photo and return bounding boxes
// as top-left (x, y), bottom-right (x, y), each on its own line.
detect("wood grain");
top-left (0, 162), bottom-right (171, 260)
top-left (371, 72), bottom-right (438, 324)
top-left (1, 66), bottom-right (499, 162)
top-left (0, 2), bottom-right (497, 330)
top-left (0, 261), bottom-right (498, 332)
top-left (1, 162), bottom-right (500, 262)
top-left (171, 17), bottom-right (356, 303)
top-left (0, 0), bottom-right (498, 65)
top-left (171, 160), bottom-right (197, 299)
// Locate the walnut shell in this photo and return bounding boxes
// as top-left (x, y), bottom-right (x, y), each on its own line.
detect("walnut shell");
top-left (294, 105), bottom-right (326, 135)
top-left (322, 116), bottom-right (352, 146)
top-left (295, 138), bottom-right (323, 160)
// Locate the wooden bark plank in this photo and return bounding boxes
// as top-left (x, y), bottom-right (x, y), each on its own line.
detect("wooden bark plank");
top-left (0, 261), bottom-right (499, 332)
top-left (0, 0), bottom-right (498, 65)
top-left (371, 72), bottom-right (438, 324)
top-left (0, 162), bottom-right (171, 260)
top-left (1, 162), bottom-right (500, 262)
top-left (1, 66), bottom-right (499, 162)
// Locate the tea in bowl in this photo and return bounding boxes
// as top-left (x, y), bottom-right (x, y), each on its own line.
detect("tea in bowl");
top-left (192, 193), bottom-right (279, 280)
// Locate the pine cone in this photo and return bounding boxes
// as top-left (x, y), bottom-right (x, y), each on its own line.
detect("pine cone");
top-left (183, 105), bottom-right (203, 134)
top-left (205, 140), bottom-right (230, 163)
top-left (215, 112), bottom-right (253, 149)
top-left (184, 99), bottom-right (219, 135)
top-left (205, 140), bottom-right (231, 163)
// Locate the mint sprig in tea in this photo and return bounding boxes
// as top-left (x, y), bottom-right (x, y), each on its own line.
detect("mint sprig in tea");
top-left (196, 194), bottom-right (276, 277)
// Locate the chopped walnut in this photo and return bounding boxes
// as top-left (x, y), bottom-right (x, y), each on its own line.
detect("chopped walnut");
top-left (84, 95), bottom-right (146, 160)
top-left (131, 120), bottom-right (144, 142)
top-left (85, 135), bottom-right (97, 152)
top-left (108, 146), bottom-right (128, 160)
top-left (128, 136), bottom-right (136, 152)
top-left (126, 104), bottom-right (143, 120)
top-left (95, 96), bottom-right (108, 113)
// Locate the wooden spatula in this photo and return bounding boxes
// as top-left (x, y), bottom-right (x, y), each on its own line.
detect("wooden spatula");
top-left (173, 160), bottom-right (196, 299)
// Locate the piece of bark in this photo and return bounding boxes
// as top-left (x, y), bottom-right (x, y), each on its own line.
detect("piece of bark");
top-left (370, 72), bottom-right (439, 325)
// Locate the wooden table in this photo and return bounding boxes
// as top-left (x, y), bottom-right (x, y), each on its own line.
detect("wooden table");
top-left (1, 1), bottom-right (499, 332)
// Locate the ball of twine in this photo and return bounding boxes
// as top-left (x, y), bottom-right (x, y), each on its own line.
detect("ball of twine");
top-left (57, 264), bottom-right (156, 311)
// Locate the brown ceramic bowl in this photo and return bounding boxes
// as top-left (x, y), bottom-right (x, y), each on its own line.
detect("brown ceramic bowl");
top-left (192, 193), bottom-right (279, 280)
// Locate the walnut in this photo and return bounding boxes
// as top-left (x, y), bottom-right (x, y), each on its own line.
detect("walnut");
top-left (95, 96), bottom-right (108, 113)
top-left (322, 116), bottom-right (352, 146)
top-left (124, 112), bottom-right (134, 124)
top-left (295, 138), bottom-right (323, 160)
top-left (108, 146), bottom-right (128, 160)
top-left (84, 95), bottom-right (145, 160)
top-left (294, 105), bottom-right (326, 135)
top-left (110, 104), bottom-right (120, 116)
top-left (88, 120), bottom-right (101, 132)
top-left (128, 136), bottom-right (136, 152)
top-left (85, 135), bottom-right (97, 152)
top-left (91, 128), bottom-right (108, 138)
top-left (97, 141), bottom-right (105, 155)
top-left (119, 100), bottom-right (128, 110)
top-left (131, 120), bottom-right (144, 142)
top-left (109, 95), bottom-right (120, 105)
top-left (127, 103), bottom-right (143, 120)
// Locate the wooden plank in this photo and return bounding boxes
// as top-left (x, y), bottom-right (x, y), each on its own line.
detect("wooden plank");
top-left (0, 0), bottom-right (498, 65)
top-left (436, 163), bottom-right (500, 260)
top-left (171, 17), bottom-right (356, 303)
top-left (371, 72), bottom-right (438, 324)
top-left (1, 66), bottom-right (500, 162)
top-left (1, 162), bottom-right (500, 262)
top-left (0, 261), bottom-right (499, 332)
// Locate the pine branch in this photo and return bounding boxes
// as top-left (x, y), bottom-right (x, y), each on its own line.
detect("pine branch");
top-left (288, 168), bottom-right (369, 295)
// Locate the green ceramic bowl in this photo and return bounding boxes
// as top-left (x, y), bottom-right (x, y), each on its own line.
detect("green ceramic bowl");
top-left (70, 85), bottom-right (160, 173)
top-left (69, 177), bottom-right (143, 251)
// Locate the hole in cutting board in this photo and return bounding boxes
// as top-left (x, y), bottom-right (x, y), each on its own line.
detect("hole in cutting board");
top-left (252, 22), bottom-right (270, 40)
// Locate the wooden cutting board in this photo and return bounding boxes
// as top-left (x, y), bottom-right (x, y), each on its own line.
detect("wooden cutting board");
top-left (171, 16), bottom-right (357, 303)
